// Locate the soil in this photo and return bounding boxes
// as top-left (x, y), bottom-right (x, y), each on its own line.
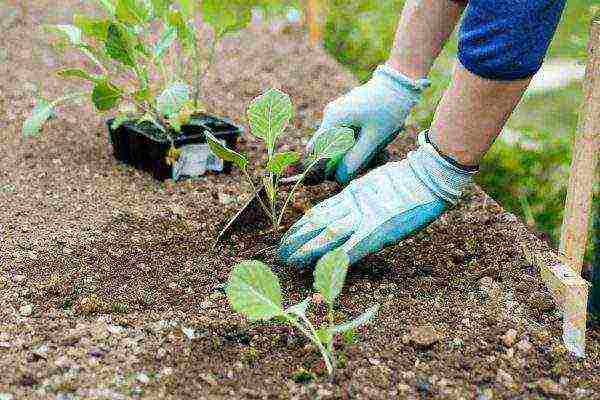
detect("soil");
top-left (1, 1), bottom-right (600, 399)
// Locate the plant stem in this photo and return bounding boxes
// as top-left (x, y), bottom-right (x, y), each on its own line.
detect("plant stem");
top-left (276, 159), bottom-right (320, 226)
top-left (242, 169), bottom-right (275, 222)
top-left (287, 317), bottom-right (334, 376)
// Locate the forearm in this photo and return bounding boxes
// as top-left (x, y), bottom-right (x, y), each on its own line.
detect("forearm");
top-left (387, 0), bottom-right (465, 80)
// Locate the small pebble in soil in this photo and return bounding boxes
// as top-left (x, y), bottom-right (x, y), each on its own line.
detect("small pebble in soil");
top-left (496, 369), bottom-right (515, 389)
top-left (136, 372), bottom-right (150, 385)
top-left (415, 375), bottom-right (431, 394)
top-left (407, 325), bottom-right (446, 349)
top-left (501, 329), bottom-right (518, 347)
top-left (18, 304), bottom-right (33, 317)
top-left (536, 378), bottom-right (564, 396)
top-left (516, 337), bottom-right (533, 353)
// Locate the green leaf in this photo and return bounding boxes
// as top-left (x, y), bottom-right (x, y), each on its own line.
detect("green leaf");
top-left (201, 0), bottom-right (254, 35)
top-left (151, 0), bottom-right (172, 17)
top-left (309, 127), bottom-right (355, 161)
top-left (95, 0), bottom-right (116, 15)
top-left (73, 15), bottom-right (109, 41)
top-left (331, 305), bottom-right (379, 334)
top-left (45, 24), bottom-right (83, 45)
top-left (285, 297), bottom-right (311, 318)
top-left (132, 87), bottom-right (151, 102)
top-left (92, 81), bottom-right (122, 111)
top-left (205, 131), bottom-right (248, 170)
top-left (226, 260), bottom-right (284, 321)
top-left (153, 26), bottom-right (177, 61)
top-left (247, 88), bottom-right (293, 154)
top-left (316, 327), bottom-right (334, 346)
top-left (105, 23), bottom-right (136, 67)
top-left (56, 68), bottom-right (104, 83)
top-left (22, 98), bottom-right (57, 137)
top-left (156, 82), bottom-right (190, 116)
top-left (313, 249), bottom-right (349, 305)
top-left (115, 0), bottom-right (150, 24)
top-left (179, 0), bottom-right (195, 19)
top-left (166, 10), bottom-right (196, 52)
top-left (266, 151), bottom-right (300, 175)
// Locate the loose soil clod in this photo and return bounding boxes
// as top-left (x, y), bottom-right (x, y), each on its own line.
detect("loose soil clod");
top-left (1, 1), bottom-right (600, 399)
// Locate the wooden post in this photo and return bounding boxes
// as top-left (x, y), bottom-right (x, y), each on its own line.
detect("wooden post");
top-left (559, 17), bottom-right (600, 274)
top-left (588, 199), bottom-right (600, 317)
top-left (307, 0), bottom-right (324, 46)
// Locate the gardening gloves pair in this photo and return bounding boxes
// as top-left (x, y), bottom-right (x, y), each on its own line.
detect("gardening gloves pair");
top-left (279, 131), bottom-right (477, 267)
top-left (307, 64), bottom-right (430, 185)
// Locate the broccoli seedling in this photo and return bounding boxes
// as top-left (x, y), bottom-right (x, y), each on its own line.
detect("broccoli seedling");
top-left (225, 249), bottom-right (379, 378)
top-left (206, 88), bottom-right (355, 230)
top-left (23, 0), bottom-right (254, 138)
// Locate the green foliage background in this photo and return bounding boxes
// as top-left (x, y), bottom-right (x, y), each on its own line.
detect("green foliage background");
top-left (264, 0), bottom-right (598, 260)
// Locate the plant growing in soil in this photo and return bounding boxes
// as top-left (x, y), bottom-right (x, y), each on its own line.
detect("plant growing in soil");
top-left (226, 249), bottom-right (380, 378)
top-left (206, 88), bottom-right (355, 229)
top-left (22, 0), bottom-right (254, 137)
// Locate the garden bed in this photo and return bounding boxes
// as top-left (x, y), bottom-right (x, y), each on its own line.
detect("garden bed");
top-left (1, 1), bottom-right (599, 399)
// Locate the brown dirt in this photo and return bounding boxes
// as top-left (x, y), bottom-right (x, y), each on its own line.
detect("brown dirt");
top-left (1, 1), bottom-right (599, 399)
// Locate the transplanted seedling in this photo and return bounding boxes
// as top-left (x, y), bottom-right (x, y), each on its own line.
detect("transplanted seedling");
top-left (226, 249), bottom-right (379, 378)
top-left (206, 88), bottom-right (355, 230)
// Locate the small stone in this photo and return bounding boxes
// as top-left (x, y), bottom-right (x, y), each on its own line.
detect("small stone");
top-left (168, 282), bottom-right (179, 291)
top-left (107, 325), bottom-right (124, 335)
top-left (536, 378), bottom-right (564, 396)
top-left (161, 367), bottom-right (173, 376)
top-left (136, 372), bottom-right (150, 384)
top-left (32, 344), bottom-right (49, 359)
top-left (199, 301), bottom-right (214, 310)
top-left (575, 388), bottom-right (593, 398)
top-left (54, 356), bottom-right (73, 369)
top-left (368, 358), bottom-right (381, 366)
top-left (87, 347), bottom-right (106, 358)
top-left (527, 291), bottom-right (555, 313)
top-left (476, 387), bottom-right (494, 400)
top-left (407, 325), bottom-right (445, 349)
top-left (199, 373), bottom-right (218, 386)
top-left (19, 304), bottom-right (33, 317)
top-left (155, 348), bottom-right (167, 360)
top-left (312, 293), bottom-right (324, 305)
top-left (496, 369), bottom-right (514, 389)
top-left (397, 384), bottom-right (410, 392)
top-left (218, 193), bottom-right (234, 205)
top-left (516, 338), bottom-right (532, 353)
top-left (12, 274), bottom-right (26, 283)
top-left (501, 329), bottom-right (518, 347)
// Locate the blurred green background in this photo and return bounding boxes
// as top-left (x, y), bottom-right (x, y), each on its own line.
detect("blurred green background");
top-left (263, 0), bottom-right (598, 262)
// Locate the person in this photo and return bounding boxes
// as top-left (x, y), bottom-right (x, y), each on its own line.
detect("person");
top-left (279, 0), bottom-right (567, 266)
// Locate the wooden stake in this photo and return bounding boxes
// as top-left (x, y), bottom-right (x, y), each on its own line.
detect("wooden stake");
top-left (522, 245), bottom-right (590, 357)
top-left (307, 0), bottom-right (324, 46)
top-left (559, 18), bottom-right (600, 274)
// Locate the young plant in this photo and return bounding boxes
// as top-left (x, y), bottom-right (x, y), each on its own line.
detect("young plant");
top-left (225, 249), bottom-right (379, 378)
top-left (206, 88), bottom-right (355, 229)
top-left (22, 0), bottom-right (255, 138)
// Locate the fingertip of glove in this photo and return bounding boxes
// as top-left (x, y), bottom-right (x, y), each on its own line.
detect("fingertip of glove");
top-left (334, 163), bottom-right (353, 186)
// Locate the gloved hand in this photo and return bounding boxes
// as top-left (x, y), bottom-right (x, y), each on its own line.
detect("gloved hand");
top-left (279, 132), bottom-right (477, 267)
top-left (308, 64), bottom-right (430, 185)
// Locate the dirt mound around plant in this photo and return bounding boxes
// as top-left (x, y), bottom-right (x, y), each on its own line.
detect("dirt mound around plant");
top-left (1, 1), bottom-right (599, 399)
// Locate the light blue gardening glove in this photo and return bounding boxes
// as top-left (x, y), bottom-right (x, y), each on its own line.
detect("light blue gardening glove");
top-left (308, 64), bottom-right (430, 185)
top-left (279, 132), bottom-right (477, 267)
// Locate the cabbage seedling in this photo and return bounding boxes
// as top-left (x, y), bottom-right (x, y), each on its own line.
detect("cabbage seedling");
top-left (206, 88), bottom-right (355, 229)
top-left (22, 0), bottom-right (255, 137)
top-left (226, 249), bottom-right (379, 377)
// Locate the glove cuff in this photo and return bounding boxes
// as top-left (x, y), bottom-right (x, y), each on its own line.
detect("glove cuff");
top-left (375, 65), bottom-right (431, 93)
top-left (407, 131), bottom-right (477, 205)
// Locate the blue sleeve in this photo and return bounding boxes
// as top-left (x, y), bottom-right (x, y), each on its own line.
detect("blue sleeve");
top-left (457, 0), bottom-right (567, 81)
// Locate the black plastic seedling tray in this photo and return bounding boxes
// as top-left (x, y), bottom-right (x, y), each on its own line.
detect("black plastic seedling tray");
top-left (107, 114), bottom-right (242, 181)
